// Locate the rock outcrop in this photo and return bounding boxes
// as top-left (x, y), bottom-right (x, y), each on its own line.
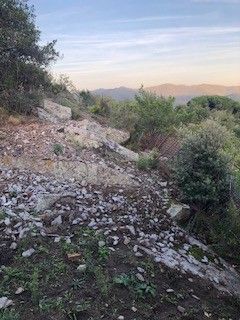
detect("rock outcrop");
top-left (37, 100), bottom-right (72, 123)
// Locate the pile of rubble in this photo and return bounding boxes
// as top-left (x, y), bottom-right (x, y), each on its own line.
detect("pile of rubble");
top-left (0, 166), bottom-right (240, 299)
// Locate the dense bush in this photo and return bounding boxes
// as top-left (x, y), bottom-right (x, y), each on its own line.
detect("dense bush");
top-left (134, 88), bottom-right (175, 136)
top-left (175, 104), bottom-right (210, 125)
top-left (174, 121), bottom-right (230, 211)
top-left (188, 95), bottom-right (240, 114)
top-left (109, 101), bottom-right (139, 131)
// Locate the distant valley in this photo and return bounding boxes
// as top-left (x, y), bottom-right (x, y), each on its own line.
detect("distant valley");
top-left (92, 84), bottom-right (240, 105)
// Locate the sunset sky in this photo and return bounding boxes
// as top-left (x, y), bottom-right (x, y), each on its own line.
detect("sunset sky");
top-left (30, 0), bottom-right (240, 89)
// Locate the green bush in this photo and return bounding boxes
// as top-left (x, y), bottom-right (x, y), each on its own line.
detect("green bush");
top-left (109, 101), bottom-right (139, 132)
top-left (137, 149), bottom-right (159, 171)
top-left (174, 121), bottom-right (230, 211)
top-left (187, 95), bottom-right (240, 114)
top-left (134, 88), bottom-right (175, 136)
top-left (175, 104), bottom-right (210, 125)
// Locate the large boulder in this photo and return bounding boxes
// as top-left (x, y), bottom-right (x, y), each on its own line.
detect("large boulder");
top-left (37, 100), bottom-right (72, 123)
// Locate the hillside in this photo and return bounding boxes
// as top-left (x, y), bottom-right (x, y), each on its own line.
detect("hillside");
top-left (0, 102), bottom-right (240, 319)
top-left (92, 84), bottom-right (240, 104)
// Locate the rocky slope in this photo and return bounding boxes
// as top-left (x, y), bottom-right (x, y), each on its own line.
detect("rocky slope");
top-left (0, 105), bottom-right (240, 319)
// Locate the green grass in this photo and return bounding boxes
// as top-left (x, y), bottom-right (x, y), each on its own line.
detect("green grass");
top-left (0, 310), bottom-right (20, 320)
top-left (137, 149), bottom-right (159, 171)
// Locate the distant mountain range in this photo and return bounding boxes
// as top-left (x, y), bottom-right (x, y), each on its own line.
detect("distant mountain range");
top-left (92, 84), bottom-right (240, 105)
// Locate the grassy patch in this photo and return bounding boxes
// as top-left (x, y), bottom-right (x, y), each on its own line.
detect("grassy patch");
top-left (137, 149), bottom-right (159, 171)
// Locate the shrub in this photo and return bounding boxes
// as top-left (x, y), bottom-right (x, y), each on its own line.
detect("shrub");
top-left (188, 95), bottom-right (240, 114)
top-left (53, 143), bottom-right (64, 156)
top-left (137, 149), bottom-right (159, 171)
top-left (109, 101), bottom-right (139, 132)
top-left (174, 121), bottom-right (230, 211)
top-left (175, 104), bottom-right (210, 125)
top-left (134, 88), bottom-right (175, 136)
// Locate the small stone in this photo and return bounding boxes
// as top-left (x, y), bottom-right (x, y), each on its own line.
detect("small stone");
top-left (51, 215), bottom-right (62, 226)
top-left (166, 288), bottom-right (174, 293)
top-left (137, 267), bottom-right (145, 273)
top-left (4, 218), bottom-right (11, 226)
top-left (0, 297), bottom-right (13, 309)
top-left (22, 248), bottom-right (35, 258)
top-left (10, 242), bottom-right (17, 250)
top-left (177, 306), bottom-right (186, 313)
top-left (98, 240), bottom-right (105, 247)
top-left (136, 273), bottom-right (145, 282)
top-left (192, 294), bottom-right (200, 300)
top-left (118, 316), bottom-right (124, 320)
top-left (67, 253), bottom-right (81, 262)
top-left (77, 264), bottom-right (87, 273)
top-left (15, 287), bottom-right (24, 295)
top-left (201, 256), bottom-right (209, 264)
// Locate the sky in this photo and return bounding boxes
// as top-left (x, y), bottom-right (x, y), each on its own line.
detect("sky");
top-left (30, 0), bottom-right (240, 89)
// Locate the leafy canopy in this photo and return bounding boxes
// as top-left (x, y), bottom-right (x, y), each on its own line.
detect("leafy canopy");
top-left (0, 0), bottom-right (59, 113)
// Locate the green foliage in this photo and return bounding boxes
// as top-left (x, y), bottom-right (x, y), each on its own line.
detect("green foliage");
top-left (77, 90), bottom-right (96, 108)
top-left (109, 100), bottom-right (139, 131)
top-left (28, 268), bottom-right (40, 304)
top-left (0, 0), bottom-right (58, 114)
top-left (188, 95), bottom-right (240, 114)
top-left (174, 121), bottom-right (230, 211)
top-left (186, 202), bottom-right (240, 264)
top-left (176, 104), bottom-right (210, 125)
top-left (114, 273), bottom-right (156, 299)
top-left (53, 143), bottom-right (64, 156)
top-left (137, 149), bottom-right (159, 171)
top-left (0, 310), bottom-right (20, 320)
top-left (134, 88), bottom-right (175, 135)
top-left (98, 246), bottom-right (110, 263)
top-left (39, 296), bottom-right (64, 313)
top-left (94, 266), bottom-right (111, 298)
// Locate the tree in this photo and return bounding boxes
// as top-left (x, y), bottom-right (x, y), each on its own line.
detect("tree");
top-left (174, 121), bottom-right (230, 211)
top-left (0, 0), bottom-right (59, 114)
top-left (134, 88), bottom-right (175, 136)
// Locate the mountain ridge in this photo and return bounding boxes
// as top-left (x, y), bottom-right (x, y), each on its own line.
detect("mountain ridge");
top-left (92, 84), bottom-right (240, 104)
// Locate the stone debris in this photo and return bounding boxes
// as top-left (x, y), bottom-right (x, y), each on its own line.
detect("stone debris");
top-left (167, 203), bottom-right (190, 222)
top-left (77, 264), bottom-right (87, 273)
top-left (0, 120), bottom-right (240, 299)
top-left (0, 297), bottom-right (13, 309)
top-left (15, 287), bottom-right (25, 295)
top-left (22, 248), bottom-right (35, 258)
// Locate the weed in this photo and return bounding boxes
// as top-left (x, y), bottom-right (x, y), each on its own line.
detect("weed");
top-left (114, 273), bottom-right (134, 287)
top-left (0, 210), bottom-right (6, 220)
top-left (94, 266), bottom-right (111, 298)
top-left (135, 282), bottom-right (156, 298)
top-left (0, 309), bottom-right (20, 320)
top-left (71, 278), bottom-right (85, 290)
top-left (28, 268), bottom-right (40, 305)
top-left (98, 246), bottom-right (110, 263)
top-left (114, 273), bottom-right (156, 299)
top-left (39, 296), bottom-right (64, 313)
top-left (53, 143), bottom-right (64, 155)
top-left (137, 149), bottom-right (159, 171)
